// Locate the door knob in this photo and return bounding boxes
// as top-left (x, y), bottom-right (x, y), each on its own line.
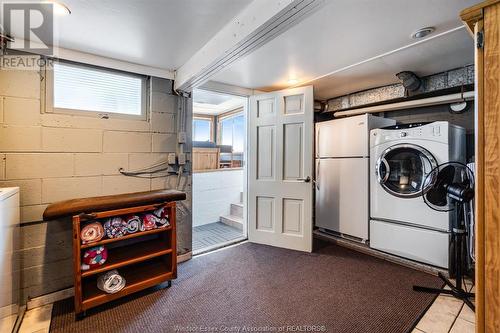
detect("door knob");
top-left (297, 176), bottom-right (311, 183)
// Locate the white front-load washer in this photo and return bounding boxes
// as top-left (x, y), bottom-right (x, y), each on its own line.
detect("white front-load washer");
top-left (369, 121), bottom-right (465, 268)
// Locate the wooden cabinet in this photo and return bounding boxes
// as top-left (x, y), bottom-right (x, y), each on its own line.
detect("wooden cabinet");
top-left (192, 147), bottom-right (220, 171)
top-left (461, 1), bottom-right (500, 332)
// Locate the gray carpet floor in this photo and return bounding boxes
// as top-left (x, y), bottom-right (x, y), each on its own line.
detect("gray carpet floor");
top-left (192, 222), bottom-right (243, 252)
top-left (50, 241), bottom-right (442, 333)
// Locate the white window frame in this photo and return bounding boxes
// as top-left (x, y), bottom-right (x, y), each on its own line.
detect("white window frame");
top-left (45, 60), bottom-right (149, 121)
top-left (217, 108), bottom-right (244, 151)
top-left (193, 115), bottom-right (215, 142)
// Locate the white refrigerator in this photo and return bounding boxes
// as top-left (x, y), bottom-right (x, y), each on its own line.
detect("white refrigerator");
top-left (315, 114), bottom-right (395, 241)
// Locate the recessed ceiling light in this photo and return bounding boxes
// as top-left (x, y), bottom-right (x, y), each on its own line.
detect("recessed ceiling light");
top-left (52, 1), bottom-right (71, 15)
top-left (411, 27), bottom-right (435, 39)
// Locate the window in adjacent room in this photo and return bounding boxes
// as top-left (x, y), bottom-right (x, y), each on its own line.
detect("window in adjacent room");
top-left (47, 61), bottom-right (148, 119)
top-left (193, 116), bottom-right (213, 142)
top-left (219, 111), bottom-right (244, 153)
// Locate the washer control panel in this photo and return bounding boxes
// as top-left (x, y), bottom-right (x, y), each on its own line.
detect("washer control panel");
top-left (371, 121), bottom-right (448, 146)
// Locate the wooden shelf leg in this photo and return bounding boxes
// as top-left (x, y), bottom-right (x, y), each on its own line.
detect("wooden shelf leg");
top-left (76, 310), bottom-right (87, 320)
top-left (72, 216), bottom-right (83, 315)
top-left (157, 280), bottom-right (172, 289)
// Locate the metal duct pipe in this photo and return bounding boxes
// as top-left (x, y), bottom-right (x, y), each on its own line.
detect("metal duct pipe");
top-left (333, 91), bottom-right (475, 118)
top-left (396, 71), bottom-right (422, 92)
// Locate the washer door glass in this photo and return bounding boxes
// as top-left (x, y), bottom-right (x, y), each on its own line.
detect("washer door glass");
top-left (377, 143), bottom-right (438, 198)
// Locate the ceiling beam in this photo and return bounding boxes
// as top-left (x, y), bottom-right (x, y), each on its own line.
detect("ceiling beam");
top-left (198, 81), bottom-right (257, 97)
top-left (174, 0), bottom-right (325, 92)
top-left (7, 39), bottom-right (175, 79)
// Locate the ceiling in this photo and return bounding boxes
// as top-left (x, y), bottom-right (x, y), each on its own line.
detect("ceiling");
top-left (5, 0), bottom-right (252, 70)
top-left (3, 0), bottom-right (479, 100)
top-left (211, 0), bottom-right (479, 100)
top-left (193, 89), bottom-right (245, 116)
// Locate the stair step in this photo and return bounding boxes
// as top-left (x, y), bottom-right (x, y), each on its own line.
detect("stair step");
top-left (230, 203), bottom-right (244, 218)
top-left (220, 215), bottom-right (243, 230)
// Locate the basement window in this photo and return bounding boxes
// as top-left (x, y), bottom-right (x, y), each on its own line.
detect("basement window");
top-left (47, 61), bottom-right (148, 119)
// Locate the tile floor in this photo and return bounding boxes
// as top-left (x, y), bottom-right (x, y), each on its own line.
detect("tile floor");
top-left (413, 281), bottom-right (475, 333)
top-left (0, 314), bottom-right (19, 333)
top-left (192, 222), bottom-right (244, 253)
top-left (18, 304), bottom-right (52, 333)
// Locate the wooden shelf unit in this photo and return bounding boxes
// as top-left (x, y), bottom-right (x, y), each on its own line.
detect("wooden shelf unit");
top-left (81, 225), bottom-right (172, 249)
top-left (82, 258), bottom-right (174, 310)
top-left (72, 201), bottom-right (177, 315)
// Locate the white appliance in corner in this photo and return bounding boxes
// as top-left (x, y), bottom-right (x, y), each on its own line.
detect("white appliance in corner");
top-left (0, 187), bottom-right (20, 333)
top-left (315, 114), bottom-right (395, 241)
top-left (369, 122), bottom-right (465, 268)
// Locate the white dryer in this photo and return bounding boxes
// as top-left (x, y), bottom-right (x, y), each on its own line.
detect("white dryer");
top-left (0, 187), bottom-right (20, 332)
top-left (369, 122), bottom-right (465, 268)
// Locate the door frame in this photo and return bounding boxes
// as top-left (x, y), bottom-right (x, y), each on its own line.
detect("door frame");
top-left (460, 2), bottom-right (500, 331)
top-left (190, 87), bottom-right (251, 254)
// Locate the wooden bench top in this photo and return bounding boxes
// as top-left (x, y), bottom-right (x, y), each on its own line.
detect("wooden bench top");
top-left (43, 190), bottom-right (186, 220)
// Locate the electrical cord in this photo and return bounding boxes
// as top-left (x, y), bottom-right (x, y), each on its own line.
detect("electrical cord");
top-left (176, 165), bottom-right (184, 189)
top-left (119, 166), bottom-right (172, 176)
top-left (466, 201), bottom-right (475, 263)
top-left (118, 173), bottom-right (177, 179)
top-left (120, 92), bottom-right (191, 190)
top-left (466, 162), bottom-right (476, 263)
top-left (123, 160), bottom-right (171, 172)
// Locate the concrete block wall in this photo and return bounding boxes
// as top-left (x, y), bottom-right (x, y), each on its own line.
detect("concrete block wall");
top-left (326, 65), bottom-right (474, 112)
top-left (0, 56), bottom-right (192, 301)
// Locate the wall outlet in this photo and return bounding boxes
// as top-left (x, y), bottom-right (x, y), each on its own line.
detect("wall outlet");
top-left (178, 153), bottom-right (186, 165)
top-left (167, 153), bottom-right (177, 165)
top-left (178, 131), bottom-right (187, 143)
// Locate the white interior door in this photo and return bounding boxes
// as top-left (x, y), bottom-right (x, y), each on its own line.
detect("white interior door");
top-left (248, 86), bottom-right (313, 252)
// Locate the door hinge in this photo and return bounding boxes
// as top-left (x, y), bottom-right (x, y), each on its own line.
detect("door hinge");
top-left (476, 30), bottom-right (484, 49)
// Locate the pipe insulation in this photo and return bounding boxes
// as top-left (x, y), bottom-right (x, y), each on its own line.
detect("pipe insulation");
top-left (333, 91), bottom-right (475, 118)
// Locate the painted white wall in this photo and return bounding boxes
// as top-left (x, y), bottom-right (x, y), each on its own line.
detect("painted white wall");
top-left (193, 169), bottom-right (243, 227)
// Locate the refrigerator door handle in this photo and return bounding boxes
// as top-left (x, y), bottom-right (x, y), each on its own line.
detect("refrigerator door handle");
top-left (315, 127), bottom-right (320, 158)
top-left (315, 160), bottom-right (320, 190)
